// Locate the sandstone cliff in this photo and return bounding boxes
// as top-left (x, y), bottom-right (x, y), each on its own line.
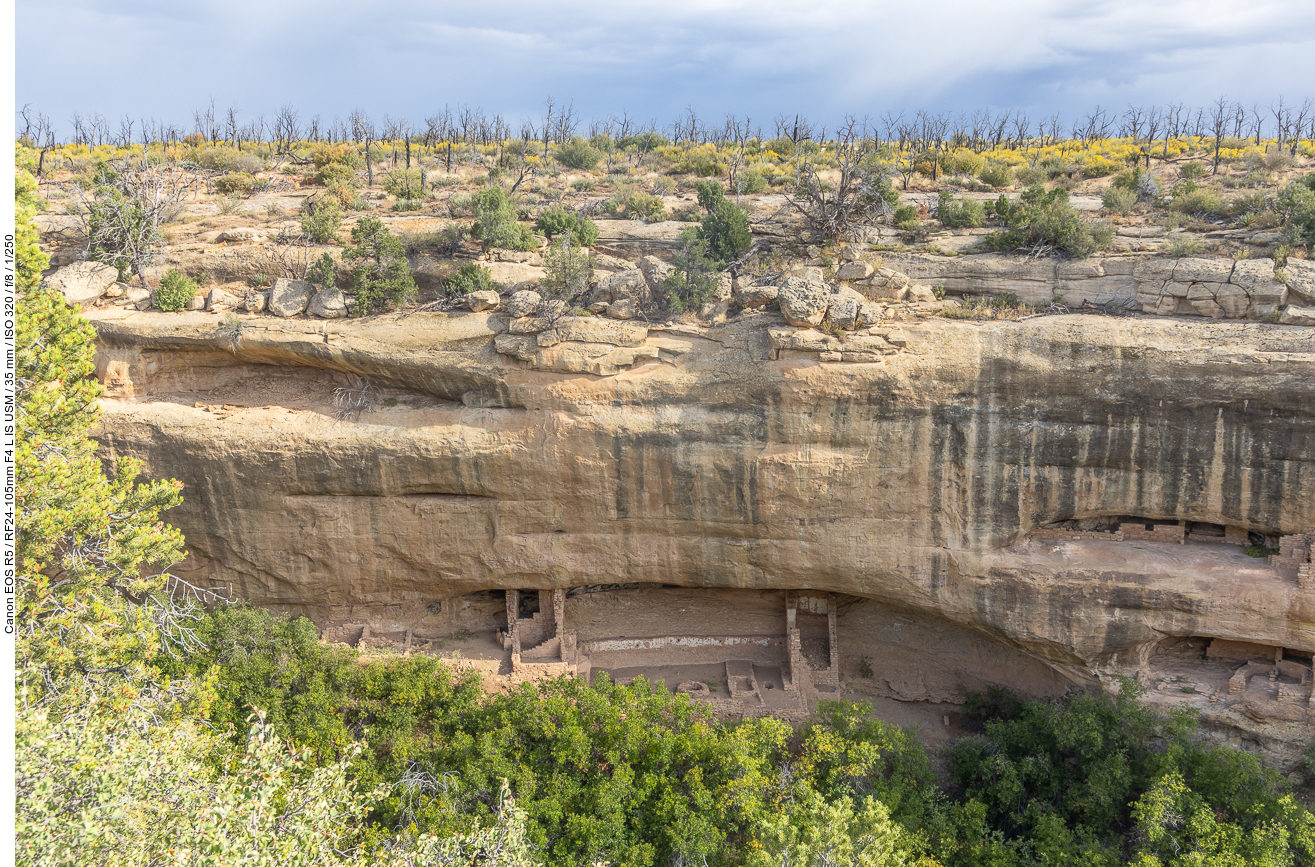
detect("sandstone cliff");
top-left (90, 306), bottom-right (1315, 762)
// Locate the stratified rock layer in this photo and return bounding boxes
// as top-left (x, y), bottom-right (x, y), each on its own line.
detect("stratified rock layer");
top-left (91, 309), bottom-right (1315, 751)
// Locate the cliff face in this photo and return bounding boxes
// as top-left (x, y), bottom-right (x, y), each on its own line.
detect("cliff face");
top-left (91, 307), bottom-right (1315, 757)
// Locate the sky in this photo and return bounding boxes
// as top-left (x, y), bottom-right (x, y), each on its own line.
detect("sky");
top-left (14, 0), bottom-right (1315, 141)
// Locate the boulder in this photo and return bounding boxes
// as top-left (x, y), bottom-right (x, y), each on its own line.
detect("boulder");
top-left (835, 261), bottom-right (875, 282)
top-left (638, 256), bottom-right (674, 294)
top-left (122, 284), bottom-right (151, 305)
top-left (798, 266), bottom-right (826, 284)
top-left (827, 297), bottom-right (859, 330)
top-left (207, 287), bottom-right (242, 311)
top-left (907, 284), bottom-right (938, 303)
top-left (591, 252), bottom-right (634, 273)
top-left (216, 228), bottom-right (264, 244)
top-left (185, 295), bottom-right (206, 311)
top-left (714, 272), bottom-right (734, 302)
top-left (587, 302), bottom-right (610, 314)
top-left (103, 284), bottom-right (124, 298)
top-left (486, 262), bottom-right (545, 291)
top-left (464, 289), bottom-right (501, 312)
top-left (607, 298), bottom-right (638, 320)
top-left (1279, 305), bottom-right (1315, 326)
top-left (738, 285), bottom-right (779, 310)
top-left (1284, 259), bottom-right (1315, 303)
top-left (590, 269), bottom-right (648, 306)
top-left (269, 278), bottom-right (315, 317)
top-left (779, 280), bottom-right (830, 327)
top-left (506, 290), bottom-right (542, 319)
top-left (857, 301), bottom-right (885, 327)
top-left (308, 287), bottom-right (348, 319)
top-left (698, 301), bottom-right (729, 321)
top-left (244, 292), bottom-right (268, 314)
top-left (492, 250), bottom-right (541, 265)
top-left (41, 261), bottom-right (119, 307)
top-left (863, 267), bottom-right (914, 300)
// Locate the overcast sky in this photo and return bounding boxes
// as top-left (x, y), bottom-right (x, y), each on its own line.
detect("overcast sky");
top-left (15, 0), bottom-right (1315, 139)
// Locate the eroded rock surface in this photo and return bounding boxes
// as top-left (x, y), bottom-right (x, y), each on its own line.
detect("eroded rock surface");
top-left (89, 308), bottom-right (1315, 765)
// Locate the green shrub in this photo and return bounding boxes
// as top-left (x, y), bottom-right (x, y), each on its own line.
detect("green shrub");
top-left (555, 137), bottom-right (603, 170)
top-left (978, 161), bottom-right (1013, 188)
top-left (307, 252), bottom-right (337, 289)
top-left (733, 169), bottom-right (768, 195)
top-left (571, 178), bottom-right (597, 192)
top-left (694, 180), bottom-right (726, 214)
top-left (623, 191), bottom-right (666, 222)
top-left (617, 132), bottom-right (670, 151)
top-left (1102, 186), bottom-right (1138, 216)
top-left (1180, 161), bottom-right (1207, 180)
top-left (1112, 168), bottom-right (1140, 190)
top-left (676, 151), bottom-right (726, 177)
top-left (571, 214), bottom-right (599, 247)
top-left (1039, 155), bottom-right (1070, 179)
top-left (381, 168), bottom-right (426, 200)
top-left (310, 143), bottom-right (361, 170)
top-left (935, 193), bottom-right (985, 228)
top-left (469, 186), bottom-right (530, 252)
top-left (186, 146), bottom-right (265, 174)
top-left (533, 205), bottom-right (597, 246)
top-left (534, 205), bottom-right (575, 240)
top-left (312, 162), bottom-right (356, 188)
top-left (390, 198), bottom-right (424, 212)
top-left (153, 270), bottom-right (198, 312)
top-left (1014, 164), bottom-right (1047, 187)
top-left (1169, 185), bottom-right (1224, 217)
top-left (985, 185), bottom-right (1110, 258)
top-left (893, 204), bottom-right (919, 230)
top-left (541, 236), bottom-right (594, 299)
top-left (700, 200), bottom-right (752, 263)
top-left (300, 197), bottom-right (343, 243)
top-left (1164, 232), bottom-right (1204, 257)
top-left (342, 216), bottom-right (416, 315)
top-left (444, 262), bottom-right (494, 296)
top-left (212, 172), bottom-right (254, 194)
top-left (763, 136), bottom-right (796, 157)
top-left (663, 227), bottom-right (721, 312)
top-left (1276, 175), bottom-right (1315, 247)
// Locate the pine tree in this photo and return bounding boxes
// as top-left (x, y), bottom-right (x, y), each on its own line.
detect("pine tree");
top-left (15, 171), bottom-right (186, 710)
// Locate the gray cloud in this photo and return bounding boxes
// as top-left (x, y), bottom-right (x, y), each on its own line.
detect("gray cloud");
top-left (17, 0), bottom-right (1314, 138)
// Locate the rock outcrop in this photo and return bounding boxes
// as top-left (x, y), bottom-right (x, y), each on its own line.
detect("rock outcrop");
top-left (88, 307), bottom-right (1315, 767)
top-left (872, 252), bottom-right (1301, 320)
top-left (43, 261), bottom-right (120, 307)
top-left (777, 278), bottom-right (830, 326)
top-left (308, 287), bottom-right (349, 319)
top-left (269, 278), bottom-right (315, 317)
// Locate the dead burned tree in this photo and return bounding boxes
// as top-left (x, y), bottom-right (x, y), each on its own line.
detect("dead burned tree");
top-left (72, 155), bottom-right (197, 289)
top-left (784, 117), bottom-right (888, 242)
